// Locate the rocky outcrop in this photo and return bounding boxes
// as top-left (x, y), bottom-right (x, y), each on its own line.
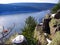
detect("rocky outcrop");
top-left (43, 15), bottom-right (51, 34)
top-left (34, 24), bottom-right (48, 45)
top-left (49, 20), bottom-right (60, 36)
top-left (34, 10), bottom-right (60, 45)
top-left (49, 10), bottom-right (60, 36)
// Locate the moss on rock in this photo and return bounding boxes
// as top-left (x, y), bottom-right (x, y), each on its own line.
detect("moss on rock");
top-left (50, 31), bottom-right (60, 45)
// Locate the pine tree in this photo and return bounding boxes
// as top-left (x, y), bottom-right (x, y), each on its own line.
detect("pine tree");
top-left (51, 3), bottom-right (60, 13)
top-left (22, 16), bottom-right (37, 45)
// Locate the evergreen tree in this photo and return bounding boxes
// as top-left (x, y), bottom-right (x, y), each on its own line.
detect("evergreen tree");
top-left (22, 16), bottom-right (37, 45)
top-left (51, 3), bottom-right (60, 13)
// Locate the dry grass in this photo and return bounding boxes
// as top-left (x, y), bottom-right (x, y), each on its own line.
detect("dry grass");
top-left (50, 31), bottom-right (60, 45)
top-left (5, 33), bottom-right (18, 44)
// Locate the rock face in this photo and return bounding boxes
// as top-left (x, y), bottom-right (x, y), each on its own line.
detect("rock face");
top-left (43, 18), bottom-right (51, 34)
top-left (34, 10), bottom-right (60, 45)
top-left (42, 14), bottom-right (51, 34)
top-left (49, 20), bottom-right (60, 35)
top-left (34, 24), bottom-right (48, 45)
top-left (49, 10), bottom-right (60, 35)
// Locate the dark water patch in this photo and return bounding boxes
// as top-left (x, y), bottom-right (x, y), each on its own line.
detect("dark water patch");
top-left (0, 3), bottom-right (56, 15)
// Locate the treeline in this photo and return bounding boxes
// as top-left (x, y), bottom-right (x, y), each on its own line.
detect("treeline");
top-left (51, 3), bottom-right (60, 13)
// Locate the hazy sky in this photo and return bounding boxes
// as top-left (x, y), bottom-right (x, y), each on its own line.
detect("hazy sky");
top-left (0, 0), bottom-right (59, 4)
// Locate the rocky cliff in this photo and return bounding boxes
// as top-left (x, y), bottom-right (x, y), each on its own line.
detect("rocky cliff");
top-left (49, 10), bottom-right (60, 36)
top-left (34, 10), bottom-right (60, 45)
top-left (34, 24), bottom-right (48, 45)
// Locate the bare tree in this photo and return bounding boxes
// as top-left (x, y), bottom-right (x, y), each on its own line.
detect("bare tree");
top-left (0, 23), bottom-right (16, 44)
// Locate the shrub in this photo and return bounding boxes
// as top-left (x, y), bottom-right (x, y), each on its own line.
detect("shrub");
top-left (51, 3), bottom-right (60, 13)
top-left (22, 16), bottom-right (37, 45)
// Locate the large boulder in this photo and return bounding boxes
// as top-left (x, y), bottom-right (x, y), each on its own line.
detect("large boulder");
top-left (34, 24), bottom-right (48, 45)
top-left (49, 18), bottom-right (60, 36)
top-left (43, 14), bottom-right (51, 34)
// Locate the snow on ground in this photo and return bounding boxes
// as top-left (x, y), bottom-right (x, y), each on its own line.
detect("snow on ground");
top-left (51, 14), bottom-right (56, 18)
top-left (46, 38), bottom-right (52, 45)
top-left (12, 35), bottom-right (25, 43)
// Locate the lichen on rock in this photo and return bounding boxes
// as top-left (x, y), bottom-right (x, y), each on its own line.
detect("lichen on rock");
top-left (34, 24), bottom-right (48, 45)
